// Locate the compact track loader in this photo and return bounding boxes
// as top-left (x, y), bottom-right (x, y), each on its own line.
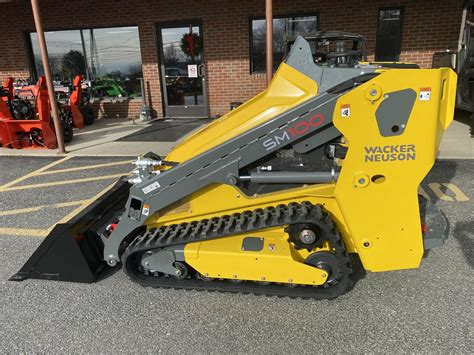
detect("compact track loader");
top-left (11, 37), bottom-right (456, 299)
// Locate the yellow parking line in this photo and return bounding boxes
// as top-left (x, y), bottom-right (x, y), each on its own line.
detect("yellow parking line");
top-left (53, 181), bottom-right (119, 226)
top-left (0, 156), bottom-right (73, 191)
top-left (36, 160), bottom-right (132, 175)
top-left (443, 183), bottom-right (469, 202)
top-left (0, 199), bottom-right (91, 217)
top-left (2, 174), bottom-right (125, 192)
top-left (0, 227), bottom-right (49, 237)
top-left (418, 186), bottom-right (431, 201)
top-left (428, 183), bottom-right (454, 201)
top-left (0, 182), bottom-right (120, 238)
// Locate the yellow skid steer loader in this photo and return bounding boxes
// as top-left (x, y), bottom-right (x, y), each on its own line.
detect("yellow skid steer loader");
top-left (11, 36), bottom-right (457, 299)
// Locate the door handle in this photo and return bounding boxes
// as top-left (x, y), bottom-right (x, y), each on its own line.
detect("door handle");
top-left (198, 64), bottom-right (205, 77)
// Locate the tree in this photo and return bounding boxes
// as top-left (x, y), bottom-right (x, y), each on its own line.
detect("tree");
top-left (164, 44), bottom-right (181, 65)
top-left (127, 64), bottom-right (143, 77)
top-left (107, 70), bottom-right (123, 80)
top-left (123, 64), bottom-right (143, 96)
top-left (61, 50), bottom-right (86, 78)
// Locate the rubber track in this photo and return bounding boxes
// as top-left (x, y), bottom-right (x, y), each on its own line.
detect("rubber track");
top-left (122, 201), bottom-right (353, 300)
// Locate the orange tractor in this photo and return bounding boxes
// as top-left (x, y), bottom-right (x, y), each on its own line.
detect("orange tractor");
top-left (61, 75), bottom-right (94, 128)
top-left (0, 77), bottom-right (72, 149)
top-left (15, 75), bottom-right (95, 128)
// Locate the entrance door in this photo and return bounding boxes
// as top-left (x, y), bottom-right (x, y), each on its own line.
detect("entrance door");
top-left (158, 22), bottom-right (208, 118)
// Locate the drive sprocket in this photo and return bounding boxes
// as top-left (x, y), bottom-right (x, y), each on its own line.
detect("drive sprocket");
top-left (286, 223), bottom-right (325, 251)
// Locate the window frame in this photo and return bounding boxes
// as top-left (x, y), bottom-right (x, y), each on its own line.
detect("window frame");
top-left (248, 12), bottom-right (319, 74)
top-left (25, 23), bottom-right (142, 82)
top-left (375, 6), bottom-right (405, 62)
top-left (24, 32), bottom-right (38, 81)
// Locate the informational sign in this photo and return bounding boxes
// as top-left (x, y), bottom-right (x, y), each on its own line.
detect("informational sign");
top-left (188, 64), bottom-right (198, 78)
top-left (419, 87), bottom-right (431, 101)
top-left (340, 104), bottom-right (351, 117)
top-left (142, 181), bottom-right (160, 195)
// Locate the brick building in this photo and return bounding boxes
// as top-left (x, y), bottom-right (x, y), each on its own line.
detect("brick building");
top-left (0, 0), bottom-right (464, 119)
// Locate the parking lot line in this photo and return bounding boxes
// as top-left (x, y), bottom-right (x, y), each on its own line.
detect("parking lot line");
top-left (442, 183), bottom-right (470, 201)
top-left (36, 160), bottom-right (132, 175)
top-left (428, 182), bottom-right (455, 201)
top-left (0, 199), bottom-right (91, 217)
top-left (0, 182), bottom-right (120, 237)
top-left (54, 181), bottom-right (118, 226)
top-left (0, 182), bottom-right (119, 237)
top-left (418, 186), bottom-right (431, 200)
top-left (0, 156), bottom-right (72, 191)
top-left (0, 227), bottom-right (49, 237)
top-left (1, 173), bottom-right (125, 192)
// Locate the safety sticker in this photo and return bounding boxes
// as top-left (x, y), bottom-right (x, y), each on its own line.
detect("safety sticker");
top-left (340, 104), bottom-right (351, 117)
top-left (142, 181), bottom-right (160, 194)
top-left (142, 204), bottom-right (150, 216)
top-left (419, 87), bottom-right (431, 101)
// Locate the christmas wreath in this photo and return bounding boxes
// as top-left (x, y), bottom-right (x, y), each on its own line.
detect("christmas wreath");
top-left (180, 32), bottom-right (203, 58)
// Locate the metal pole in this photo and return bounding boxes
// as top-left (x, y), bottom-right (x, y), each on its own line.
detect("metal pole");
top-left (265, 0), bottom-right (273, 86)
top-left (458, 8), bottom-right (467, 53)
top-left (80, 29), bottom-right (90, 81)
top-left (90, 29), bottom-right (97, 76)
top-left (31, 0), bottom-right (65, 153)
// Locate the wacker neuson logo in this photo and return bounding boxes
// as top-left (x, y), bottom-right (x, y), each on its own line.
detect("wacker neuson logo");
top-left (364, 144), bottom-right (416, 162)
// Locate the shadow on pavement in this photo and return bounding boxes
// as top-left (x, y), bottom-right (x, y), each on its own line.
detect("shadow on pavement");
top-left (117, 118), bottom-right (212, 142)
top-left (421, 160), bottom-right (458, 204)
top-left (97, 264), bottom-right (121, 281)
top-left (453, 220), bottom-right (474, 269)
top-left (349, 253), bottom-right (367, 286)
top-left (454, 109), bottom-right (473, 136)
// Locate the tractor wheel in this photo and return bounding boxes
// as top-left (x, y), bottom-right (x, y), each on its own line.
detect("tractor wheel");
top-left (30, 128), bottom-right (45, 147)
top-left (62, 122), bottom-right (73, 143)
top-left (81, 106), bottom-right (95, 125)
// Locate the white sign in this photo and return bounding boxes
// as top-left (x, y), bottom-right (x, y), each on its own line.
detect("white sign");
top-left (340, 104), bottom-right (351, 117)
top-left (419, 87), bottom-right (431, 101)
top-left (188, 64), bottom-right (198, 78)
top-left (142, 181), bottom-right (160, 195)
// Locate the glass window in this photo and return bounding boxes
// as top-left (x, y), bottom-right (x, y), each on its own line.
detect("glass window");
top-left (251, 14), bottom-right (318, 73)
top-left (29, 26), bottom-right (143, 98)
top-left (30, 30), bottom-right (84, 78)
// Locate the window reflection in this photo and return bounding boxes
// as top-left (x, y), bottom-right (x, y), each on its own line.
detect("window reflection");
top-left (30, 26), bottom-right (143, 98)
top-left (251, 15), bottom-right (318, 73)
top-left (30, 30), bottom-right (84, 78)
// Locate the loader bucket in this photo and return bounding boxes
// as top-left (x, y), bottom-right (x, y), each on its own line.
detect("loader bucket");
top-left (9, 179), bottom-right (131, 283)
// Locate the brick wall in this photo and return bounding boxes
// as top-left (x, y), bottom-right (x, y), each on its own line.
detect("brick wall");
top-left (89, 99), bottom-right (142, 119)
top-left (0, 0), bottom-right (463, 118)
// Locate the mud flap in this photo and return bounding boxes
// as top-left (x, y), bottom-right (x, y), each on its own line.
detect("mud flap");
top-left (9, 179), bottom-right (131, 283)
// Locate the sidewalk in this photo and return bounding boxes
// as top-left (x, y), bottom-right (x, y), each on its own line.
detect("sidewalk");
top-left (0, 114), bottom-right (472, 159)
top-left (437, 118), bottom-right (473, 159)
top-left (0, 118), bottom-right (175, 157)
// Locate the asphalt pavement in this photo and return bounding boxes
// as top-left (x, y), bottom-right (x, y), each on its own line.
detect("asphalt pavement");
top-left (0, 157), bottom-right (472, 353)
